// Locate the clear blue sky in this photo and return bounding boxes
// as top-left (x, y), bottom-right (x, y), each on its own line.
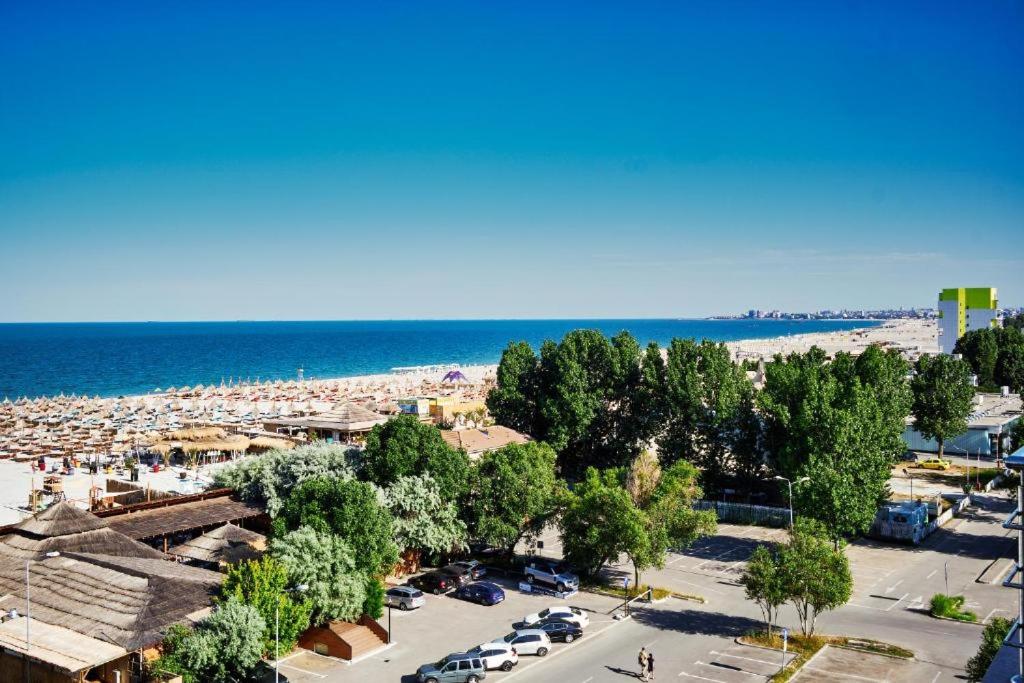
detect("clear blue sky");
top-left (2, 1), bottom-right (1022, 322)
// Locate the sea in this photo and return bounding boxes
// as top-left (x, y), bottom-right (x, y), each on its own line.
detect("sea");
top-left (0, 319), bottom-right (880, 400)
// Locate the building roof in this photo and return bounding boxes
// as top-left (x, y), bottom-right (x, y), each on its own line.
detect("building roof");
top-left (440, 426), bottom-right (531, 456)
top-left (168, 523), bottom-right (265, 564)
top-left (104, 495), bottom-right (264, 540)
top-left (0, 502), bottom-right (166, 561)
top-left (0, 552), bottom-right (220, 651)
top-left (0, 617), bottom-right (128, 673)
top-left (266, 402), bottom-right (390, 433)
top-left (904, 392), bottom-right (1022, 430)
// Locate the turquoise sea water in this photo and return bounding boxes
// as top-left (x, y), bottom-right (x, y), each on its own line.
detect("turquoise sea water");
top-left (0, 319), bottom-right (879, 399)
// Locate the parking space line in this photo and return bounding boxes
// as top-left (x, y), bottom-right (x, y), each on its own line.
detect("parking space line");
top-left (708, 650), bottom-right (778, 667)
top-left (926, 569), bottom-right (937, 580)
top-left (800, 666), bottom-right (885, 682)
top-left (279, 663), bottom-right (328, 679)
top-left (679, 671), bottom-right (728, 682)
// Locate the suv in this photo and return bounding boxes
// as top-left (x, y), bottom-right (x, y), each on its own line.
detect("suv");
top-left (490, 629), bottom-right (551, 657)
top-left (409, 571), bottom-right (454, 595)
top-left (468, 642), bottom-right (518, 671)
top-left (417, 653), bottom-right (487, 683)
top-left (524, 560), bottom-right (579, 593)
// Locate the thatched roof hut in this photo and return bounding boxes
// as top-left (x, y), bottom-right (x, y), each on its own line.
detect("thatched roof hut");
top-left (168, 523), bottom-right (266, 566)
top-left (0, 502), bottom-right (165, 561)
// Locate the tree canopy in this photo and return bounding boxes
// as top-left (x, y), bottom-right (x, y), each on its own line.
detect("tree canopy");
top-left (911, 354), bottom-right (975, 458)
top-left (954, 326), bottom-right (1024, 393)
top-left (158, 598), bottom-right (266, 683)
top-left (221, 556), bottom-right (312, 657)
top-left (361, 415), bottom-right (471, 504)
top-left (383, 473), bottom-right (467, 560)
top-left (273, 476), bottom-right (399, 576)
top-left (486, 341), bottom-right (540, 434)
top-left (271, 526), bottom-right (369, 624)
top-left (468, 441), bottom-right (563, 554)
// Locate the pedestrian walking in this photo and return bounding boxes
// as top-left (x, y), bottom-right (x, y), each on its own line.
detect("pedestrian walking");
top-left (647, 651), bottom-right (655, 680)
top-left (638, 647), bottom-right (648, 680)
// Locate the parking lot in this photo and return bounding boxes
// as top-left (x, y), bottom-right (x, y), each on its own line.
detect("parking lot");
top-left (677, 642), bottom-right (796, 682)
top-left (788, 645), bottom-right (945, 683)
top-left (278, 573), bottom-right (628, 682)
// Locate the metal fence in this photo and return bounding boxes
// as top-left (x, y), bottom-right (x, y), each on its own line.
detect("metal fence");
top-left (693, 500), bottom-right (790, 527)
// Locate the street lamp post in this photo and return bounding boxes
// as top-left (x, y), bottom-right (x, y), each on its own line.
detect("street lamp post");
top-left (903, 468), bottom-right (914, 500)
top-left (275, 584), bottom-right (309, 683)
top-left (772, 476), bottom-right (810, 528)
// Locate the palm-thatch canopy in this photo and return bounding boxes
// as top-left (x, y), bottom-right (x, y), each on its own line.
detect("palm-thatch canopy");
top-left (168, 523), bottom-right (266, 565)
top-left (264, 401), bottom-right (389, 434)
top-left (0, 617), bottom-right (129, 674)
top-left (104, 496), bottom-right (264, 541)
top-left (0, 502), bottom-right (165, 561)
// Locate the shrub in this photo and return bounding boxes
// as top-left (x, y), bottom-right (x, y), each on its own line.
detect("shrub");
top-left (929, 593), bottom-right (978, 622)
top-left (966, 617), bottom-right (1013, 682)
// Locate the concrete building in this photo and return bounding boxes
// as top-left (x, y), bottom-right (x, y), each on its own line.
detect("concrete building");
top-left (937, 287), bottom-right (998, 354)
top-left (903, 391), bottom-right (1022, 457)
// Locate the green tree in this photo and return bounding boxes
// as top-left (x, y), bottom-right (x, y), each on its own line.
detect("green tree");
top-left (273, 477), bottom-right (399, 576)
top-left (559, 467), bottom-right (651, 579)
top-left (469, 441), bottom-right (563, 555)
top-left (996, 341), bottom-right (1024, 394)
top-left (740, 545), bottom-right (787, 637)
top-left (777, 521), bottom-right (852, 636)
top-left (213, 442), bottom-right (357, 515)
top-left (911, 354), bottom-right (975, 459)
top-left (965, 616), bottom-right (1013, 682)
top-left (363, 577), bottom-right (386, 620)
top-left (1005, 312), bottom-right (1024, 331)
top-left (383, 473), bottom-right (467, 561)
top-left (487, 341), bottom-right (540, 434)
top-left (221, 556), bottom-right (312, 656)
top-left (362, 415), bottom-right (471, 504)
top-left (159, 598), bottom-right (266, 683)
top-left (659, 339), bottom-right (762, 494)
top-left (271, 526), bottom-right (369, 624)
top-left (646, 460), bottom-right (717, 554)
top-left (760, 347), bottom-right (904, 542)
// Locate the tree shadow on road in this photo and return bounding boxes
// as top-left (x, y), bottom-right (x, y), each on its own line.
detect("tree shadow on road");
top-left (630, 606), bottom-right (763, 637)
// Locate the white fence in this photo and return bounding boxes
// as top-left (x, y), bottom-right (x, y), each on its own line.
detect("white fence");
top-left (693, 500), bottom-right (790, 527)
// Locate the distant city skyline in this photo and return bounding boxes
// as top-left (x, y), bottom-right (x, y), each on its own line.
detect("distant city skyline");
top-left (2, 1), bottom-right (1022, 322)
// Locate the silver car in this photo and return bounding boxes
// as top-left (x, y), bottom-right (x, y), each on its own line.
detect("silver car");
top-left (386, 585), bottom-right (426, 610)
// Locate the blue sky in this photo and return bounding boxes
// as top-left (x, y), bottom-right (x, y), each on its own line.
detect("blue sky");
top-left (1, 1), bottom-right (1022, 321)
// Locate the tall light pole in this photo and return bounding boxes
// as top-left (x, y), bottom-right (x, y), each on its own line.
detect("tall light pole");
top-left (275, 584), bottom-right (308, 683)
top-left (1001, 450), bottom-right (1024, 683)
top-left (773, 475), bottom-right (810, 528)
top-left (902, 468), bottom-right (914, 501)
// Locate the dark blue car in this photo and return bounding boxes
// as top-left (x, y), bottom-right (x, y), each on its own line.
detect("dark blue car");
top-left (453, 581), bottom-right (505, 606)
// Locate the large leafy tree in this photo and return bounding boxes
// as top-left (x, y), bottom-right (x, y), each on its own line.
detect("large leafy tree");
top-left (271, 526), bottom-right (369, 624)
top-left (759, 347), bottom-right (906, 542)
top-left (486, 341), bottom-right (540, 434)
top-left (383, 473), bottom-right (467, 561)
top-left (213, 442), bottom-right (356, 515)
top-left (468, 441), bottom-right (563, 555)
top-left (646, 460), bottom-right (717, 555)
top-left (559, 467), bottom-right (650, 579)
top-left (658, 339), bottom-right (762, 494)
top-left (741, 545), bottom-right (787, 638)
top-left (362, 415), bottom-right (471, 504)
top-left (777, 520), bottom-right (852, 637)
top-left (955, 327), bottom-right (1024, 393)
top-left (911, 354), bottom-right (975, 459)
top-left (221, 556), bottom-right (312, 657)
top-left (159, 598), bottom-right (267, 683)
top-left (273, 476), bottom-right (399, 576)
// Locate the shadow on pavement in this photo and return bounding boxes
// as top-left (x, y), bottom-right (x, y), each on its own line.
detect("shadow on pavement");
top-left (631, 607), bottom-right (763, 637)
top-left (604, 665), bottom-right (644, 678)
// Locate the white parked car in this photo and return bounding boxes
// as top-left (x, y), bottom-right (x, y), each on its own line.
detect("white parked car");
top-left (523, 605), bottom-right (589, 629)
top-left (468, 641), bottom-right (519, 671)
top-left (490, 629), bottom-right (551, 656)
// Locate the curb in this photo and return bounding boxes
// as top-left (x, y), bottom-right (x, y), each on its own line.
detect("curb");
top-left (976, 557), bottom-right (1014, 585)
top-left (929, 612), bottom-right (984, 627)
top-left (833, 643), bottom-right (914, 661)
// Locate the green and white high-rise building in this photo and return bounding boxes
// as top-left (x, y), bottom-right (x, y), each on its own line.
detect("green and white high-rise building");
top-left (937, 287), bottom-right (998, 354)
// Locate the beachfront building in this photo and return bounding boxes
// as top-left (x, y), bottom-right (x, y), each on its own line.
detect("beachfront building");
top-left (0, 502), bottom-right (221, 683)
top-left (903, 391), bottom-right (1021, 457)
top-left (262, 402), bottom-right (390, 443)
top-left (440, 425), bottom-right (531, 459)
top-left (937, 287), bottom-right (998, 354)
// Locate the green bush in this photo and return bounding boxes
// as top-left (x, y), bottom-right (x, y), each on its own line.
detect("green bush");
top-left (929, 593), bottom-right (977, 622)
top-left (966, 617), bottom-right (1013, 682)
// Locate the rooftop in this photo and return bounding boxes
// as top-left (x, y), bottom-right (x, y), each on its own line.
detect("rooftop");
top-left (101, 493), bottom-right (264, 540)
top-left (0, 616), bottom-right (128, 673)
top-left (440, 425), bottom-right (531, 456)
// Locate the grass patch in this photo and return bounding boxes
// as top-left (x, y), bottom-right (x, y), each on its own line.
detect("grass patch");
top-left (582, 581), bottom-right (697, 602)
top-left (740, 631), bottom-right (912, 682)
top-left (929, 593), bottom-right (978, 622)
